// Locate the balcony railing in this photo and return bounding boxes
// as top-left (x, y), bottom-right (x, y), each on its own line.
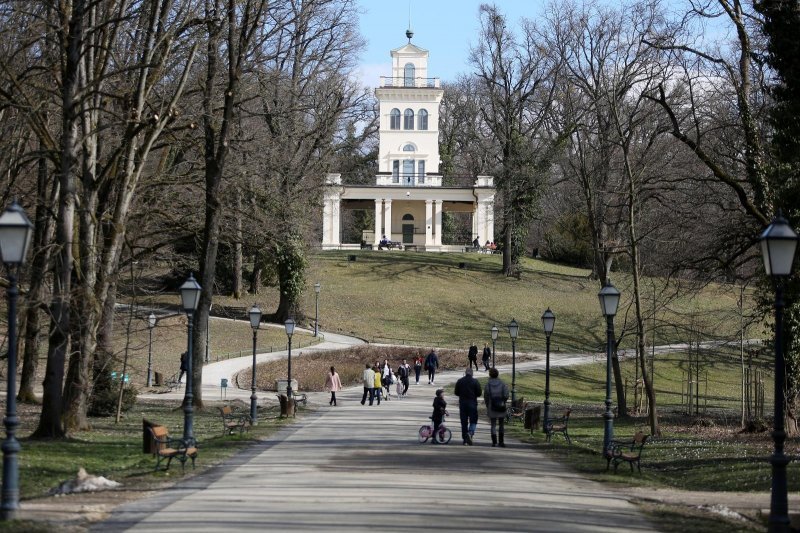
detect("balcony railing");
top-left (380, 76), bottom-right (440, 88)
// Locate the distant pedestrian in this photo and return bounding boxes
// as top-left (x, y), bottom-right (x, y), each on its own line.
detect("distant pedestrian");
top-left (382, 359), bottom-right (392, 397)
top-left (482, 343), bottom-right (491, 371)
top-left (178, 351), bottom-right (188, 383)
top-left (325, 366), bottom-right (342, 406)
top-left (373, 366), bottom-right (383, 405)
top-left (430, 389), bottom-right (448, 444)
top-left (361, 364), bottom-right (375, 406)
top-left (414, 356), bottom-right (423, 385)
top-left (467, 342), bottom-right (479, 371)
top-left (397, 359), bottom-right (410, 395)
top-left (424, 349), bottom-right (439, 385)
top-left (454, 368), bottom-right (482, 445)
top-left (484, 367), bottom-right (510, 447)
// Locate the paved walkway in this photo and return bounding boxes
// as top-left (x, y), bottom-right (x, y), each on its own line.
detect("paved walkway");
top-left (102, 333), bottom-right (655, 532)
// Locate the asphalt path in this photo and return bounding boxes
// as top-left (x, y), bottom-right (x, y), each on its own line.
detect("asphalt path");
top-left (104, 333), bottom-right (656, 533)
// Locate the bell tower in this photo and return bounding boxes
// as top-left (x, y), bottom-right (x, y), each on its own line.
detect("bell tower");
top-left (374, 31), bottom-right (443, 186)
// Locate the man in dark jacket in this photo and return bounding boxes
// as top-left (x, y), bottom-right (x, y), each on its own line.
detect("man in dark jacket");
top-left (424, 350), bottom-right (439, 385)
top-left (454, 368), bottom-right (482, 445)
top-left (481, 343), bottom-right (491, 371)
top-left (467, 342), bottom-right (479, 371)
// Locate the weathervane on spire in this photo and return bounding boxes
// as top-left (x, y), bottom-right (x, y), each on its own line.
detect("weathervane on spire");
top-left (406, 1), bottom-right (413, 42)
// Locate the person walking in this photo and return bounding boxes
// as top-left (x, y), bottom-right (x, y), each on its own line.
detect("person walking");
top-left (481, 343), bottom-right (491, 371)
top-left (325, 366), bottom-right (342, 406)
top-left (361, 364), bottom-right (375, 406)
top-left (484, 367), bottom-right (510, 447)
top-left (467, 342), bottom-right (479, 372)
top-left (414, 356), bottom-right (423, 385)
top-left (453, 368), bottom-right (482, 445)
top-left (397, 359), bottom-right (410, 396)
top-left (424, 349), bottom-right (439, 385)
top-left (178, 351), bottom-right (188, 383)
top-left (430, 389), bottom-right (448, 444)
top-left (373, 365), bottom-right (383, 405)
top-left (382, 359), bottom-right (392, 400)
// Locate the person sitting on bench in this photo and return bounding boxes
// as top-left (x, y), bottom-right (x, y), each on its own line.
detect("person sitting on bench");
top-left (379, 235), bottom-right (389, 249)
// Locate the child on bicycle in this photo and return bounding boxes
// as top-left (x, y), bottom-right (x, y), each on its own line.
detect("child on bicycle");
top-left (431, 389), bottom-right (447, 444)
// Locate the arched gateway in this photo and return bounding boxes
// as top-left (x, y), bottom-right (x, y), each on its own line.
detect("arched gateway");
top-left (321, 32), bottom-right (495, 252)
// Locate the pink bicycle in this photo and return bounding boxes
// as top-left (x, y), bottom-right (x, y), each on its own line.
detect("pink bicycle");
top-left (418, 414), bottom-right (452, 444)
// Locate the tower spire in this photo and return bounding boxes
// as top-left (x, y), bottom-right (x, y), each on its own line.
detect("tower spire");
top-left (406, 1), bottom-right (413, 42)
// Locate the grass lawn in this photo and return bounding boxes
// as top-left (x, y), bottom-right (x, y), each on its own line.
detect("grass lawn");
top-left (492, 349), bottom-right (798, 494)
top-left (12, 398), bottom-right (296, 502)
top-left (296, 251), bottom-right (758, 353)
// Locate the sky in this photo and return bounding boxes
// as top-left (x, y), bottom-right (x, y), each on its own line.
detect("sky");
top-left (354, 1), bottom-right (546, 87)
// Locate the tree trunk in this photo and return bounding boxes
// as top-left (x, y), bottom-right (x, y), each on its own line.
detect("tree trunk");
top-left (33, 0), bottom-right (84, 439)
top-left (611, 346), bottom-right (627, 417)
top-left (19, 148), bottom-right (55, 403)
top-left (233, 188), bottom-right (243, 299)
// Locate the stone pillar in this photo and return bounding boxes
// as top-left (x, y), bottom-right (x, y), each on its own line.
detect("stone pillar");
top-left (472, 202), bottom-right (479, 244)
top-left (331, 199), bottom-right (341, 246)
top-left (384, 199), bottom-right (393, 241)
top-left (322, 198), bottom-right (333, 247)
top-left (434, 200), bottom-right (442, 246)
top-left (425, 200), bottom-right (433, 246)
top-left (374, 199), bottom-right (382, 245)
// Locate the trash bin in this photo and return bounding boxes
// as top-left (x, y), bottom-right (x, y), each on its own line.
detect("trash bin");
top-left (524, 405), bottom-right (541, 431)
top-left (143, 418), bottom-right (160, 454)
top-left (277, 394), bottom-right (295, 418)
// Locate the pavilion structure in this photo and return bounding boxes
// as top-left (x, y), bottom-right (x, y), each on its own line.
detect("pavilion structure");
top-left (321, 31), bottom-right (495, 251)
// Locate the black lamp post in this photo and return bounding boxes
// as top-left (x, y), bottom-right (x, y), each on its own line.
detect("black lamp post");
top-left (314, 282), bottom-right (321, 337)
top-left (760, 213), bottom-right (798, 533)
top-left (0, 201), bottom-right (33, 521)
top-left (541, 308), bottom-right (555, 430)
top-left (598, 280), bottom-right (620, 458)
top-left (146, 312), bottom-right (156, 387)
top-left (508, 319), bottom-right (519, 404)
top-left (179, 274), bottom-right (201, 444)
top-left (491, 325), bottom-right (498, 368)
top-left (285, 318), bottom-right (295, 403)
top-left (248, 305), bottom-right (262, 425)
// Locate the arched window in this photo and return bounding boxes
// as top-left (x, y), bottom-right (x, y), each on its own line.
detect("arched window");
top-left (402, 214), bottom-right (414, 221)
top-left (403, 144), bottom-right (415, 152)
top-left (404, 63), bottom-right (415, 86)
top-left (390, 108), bottom-right (400, 130)
top-left (418, 109), bottom-right (428, 130)
top-left (404, 109), bottom-right (414, 130)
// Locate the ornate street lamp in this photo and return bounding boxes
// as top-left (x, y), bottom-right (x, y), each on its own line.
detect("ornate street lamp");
top-left (760, 212), bottom-right (798, 533)
top-left (285, 317), bottom-right (296, 407)
top-left (541, 308), bottom-right (556, 430)
top-left (0, 201), bottom-right (33, 521)
top-left (314, 282), bottom-right (321, 337)
top-left (598, 280), bottom-right (620, 459)
top-left (248, 305), bottom-right (262, 425)
top-left (508, 319), bottom-right (519, 404)
top-left (490, 325), bottom-right (499, 368)
top-left (179, 273), bottom-right (201, 444)
top-left (146, 313), bottom-right (157, 387)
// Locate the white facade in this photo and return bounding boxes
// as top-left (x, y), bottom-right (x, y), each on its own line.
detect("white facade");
top-left (322, 33), bottom-right (495, 251)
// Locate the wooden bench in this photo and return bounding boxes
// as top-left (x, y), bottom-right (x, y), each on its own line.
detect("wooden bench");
top-left (219, 405), bottom-right (250, 436)
top-left (606, 431), bottom-right (648, 473)
top-left (404, 244), bottom-right (418, 251)
top-left (544, 408), bottom-right (572, 444)
top-left (147, 425), bottom-right (197, 472)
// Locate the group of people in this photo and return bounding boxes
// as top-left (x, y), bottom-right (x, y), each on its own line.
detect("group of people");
top-left (467, 342), bottom-right (492, 372)
top-left (432, 367), bottom-right (510, 447)
top-left (359, 358), bottom-right (414, 406)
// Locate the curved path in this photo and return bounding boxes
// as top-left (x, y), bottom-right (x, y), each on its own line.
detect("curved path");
top-left (104, 330), bottom-right (655, 532)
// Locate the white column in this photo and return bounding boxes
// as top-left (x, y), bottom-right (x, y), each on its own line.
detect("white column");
top-left (374, 199), bottom-right (382, 244)
top-left (486, 197), bottom-right (495, 242)
top-left (425, 200), bottom-right (433, 246)
top-left (434, 200), bottom-right (442, 246)
top-left (384, 199), bottom-right (393, 241)
top-left (472, 203), bottom-right (479, 243)
top-left (331, 199), bottom-right (341, 246)
top-left (322, 198), bottom-right (332, 247)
